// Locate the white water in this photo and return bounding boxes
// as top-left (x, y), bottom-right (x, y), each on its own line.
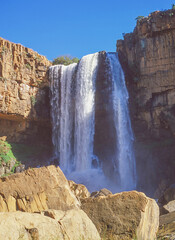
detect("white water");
top-left (107, 53), bottom-right (136, 191)
top-left (50, 63), bottom-right (77, 171)
top-left (74, 53), bottom-right (98, 171)
top-left (50, 52), bottom-right (136, 193)
top-left (49, 65), bottom-right (60, 161)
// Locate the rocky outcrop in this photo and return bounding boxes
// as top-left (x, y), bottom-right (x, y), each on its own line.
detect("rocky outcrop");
top-left (117, 10), bottom-right (175, 139)
top-left (0, 210), bottom-right (101, 240)
top-left (117, 9), bottom-right (175, 195)
top-left (81, 191), bottom-right (159, 240)
top-left (157, 211), bottom-right (175, 239)
top-left (68, 180), bottom-right (90, 200)
top-left (0, 37), bottom-right (51, 144)
top-left (0, 165), bottom-right (79, 212)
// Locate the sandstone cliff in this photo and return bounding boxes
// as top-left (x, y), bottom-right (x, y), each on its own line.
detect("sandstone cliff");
top-left (117, 9), bottom-right (175, 195)
top-left (0, 37), bottom-right (51, 144)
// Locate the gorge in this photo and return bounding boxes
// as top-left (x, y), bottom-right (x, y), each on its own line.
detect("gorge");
top-left (49, 52), bottom-right (136, 192)
top-left (0, 8), bottom-right (174, 199)
top-left (1, 7), bottom-right (175, 239)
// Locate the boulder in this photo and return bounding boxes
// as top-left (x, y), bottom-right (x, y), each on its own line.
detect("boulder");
top-left (0, 211), bottom-right (64, 240)
top-left (68, 180), bottom-right (90, 200)
top-left (157, 211), bottom-right (175, 240)
top-left (0, 209), bottom-right (101, 240)
top-left (0, 165), bottom-right (79, 212)
top-left (90, 188), bottom-right (112, 198)
top-left (81, 191), bottom-right (159, 240)
top-left (161, 200), bottom-right (175, 215)
top-left (42, 209), bottom-right (101, 240)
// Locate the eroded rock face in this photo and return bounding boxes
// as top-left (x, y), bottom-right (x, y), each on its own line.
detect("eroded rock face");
top-left (117, 10), bottom-right (175, 139)
top-left (81, 191), bottom-right (159, 240)
top-left (0, 37), bottom-right (51, 143)
top-left (0, 165), bottom-right (80, 212)
top-left (117, 10), bottom-right (175, 195)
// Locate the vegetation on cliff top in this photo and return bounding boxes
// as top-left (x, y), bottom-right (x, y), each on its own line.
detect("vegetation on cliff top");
top-left (135, 4), bottom-right (175, 23)
top-left (52, 55), bottom-right (79, 66)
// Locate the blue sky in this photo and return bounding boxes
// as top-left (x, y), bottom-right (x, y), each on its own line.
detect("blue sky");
top-left (1, 0), bottom-right (174, 60)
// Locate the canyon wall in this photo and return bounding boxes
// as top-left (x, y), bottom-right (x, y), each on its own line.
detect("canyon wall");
top-left (117, 9), bottom-right (175, 195)
top-left (0, 37), bottom-right (51, 144)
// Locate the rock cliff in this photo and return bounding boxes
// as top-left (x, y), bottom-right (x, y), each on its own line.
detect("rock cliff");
top-left (0, 37), bottom-right (51, 144)
top-left (117, 9), bottom-right (175, 195)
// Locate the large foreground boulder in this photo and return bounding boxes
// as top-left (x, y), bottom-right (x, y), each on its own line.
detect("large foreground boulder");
top-left (0, 165), bottom-right (79, 212)
top-left (81, 191), bottom-right (159, 240)
top-left (0, 209), bottom-right (100, 240)
top-left (41, 209), bottom-right (101, 240)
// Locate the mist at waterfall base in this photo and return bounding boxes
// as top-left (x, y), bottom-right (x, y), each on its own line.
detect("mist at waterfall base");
top-left (50, 52), bottom-right (136, 193)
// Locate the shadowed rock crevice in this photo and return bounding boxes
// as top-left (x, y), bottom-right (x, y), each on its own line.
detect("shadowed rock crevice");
top-left (94, 51), bottom-right (117, 178)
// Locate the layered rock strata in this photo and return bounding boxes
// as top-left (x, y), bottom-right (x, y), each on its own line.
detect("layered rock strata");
top-left (117, 9), bottom-right (175, 195)
top-left (0, 37), bottom-right (51, 143)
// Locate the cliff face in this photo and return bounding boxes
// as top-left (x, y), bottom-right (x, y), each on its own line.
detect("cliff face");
top-left (0, 38), bottom-right (51, 143)
top-left (117, 9), bottom-right (175, 195)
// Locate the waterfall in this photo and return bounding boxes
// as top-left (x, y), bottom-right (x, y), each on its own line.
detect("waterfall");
top-left (49, 63), bottom-right (77, 171)
top-left (74, 53), bottom-right (98, 171)
top-left (49, 52), bottom-right (136, 192)
top-left (107, 53), bottom-right (136, 190)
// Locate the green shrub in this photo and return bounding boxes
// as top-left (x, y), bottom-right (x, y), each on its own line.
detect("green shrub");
top-left (11, 160), bottom-right (21, 173)
top-left (30, 96), bottom-right (37, 106)
top-left (0, 140), bottom-right (16, 166)
top-left (0, 140), bottom-right (22, 176)
top-left (172, 4), bottom-right (175, 9)
top-left (135, 16), bottom-right (144, 21)
top-left (25, 63), bottom-right (32, 70)
top-left (52, 55), bottom-right (79, 66)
